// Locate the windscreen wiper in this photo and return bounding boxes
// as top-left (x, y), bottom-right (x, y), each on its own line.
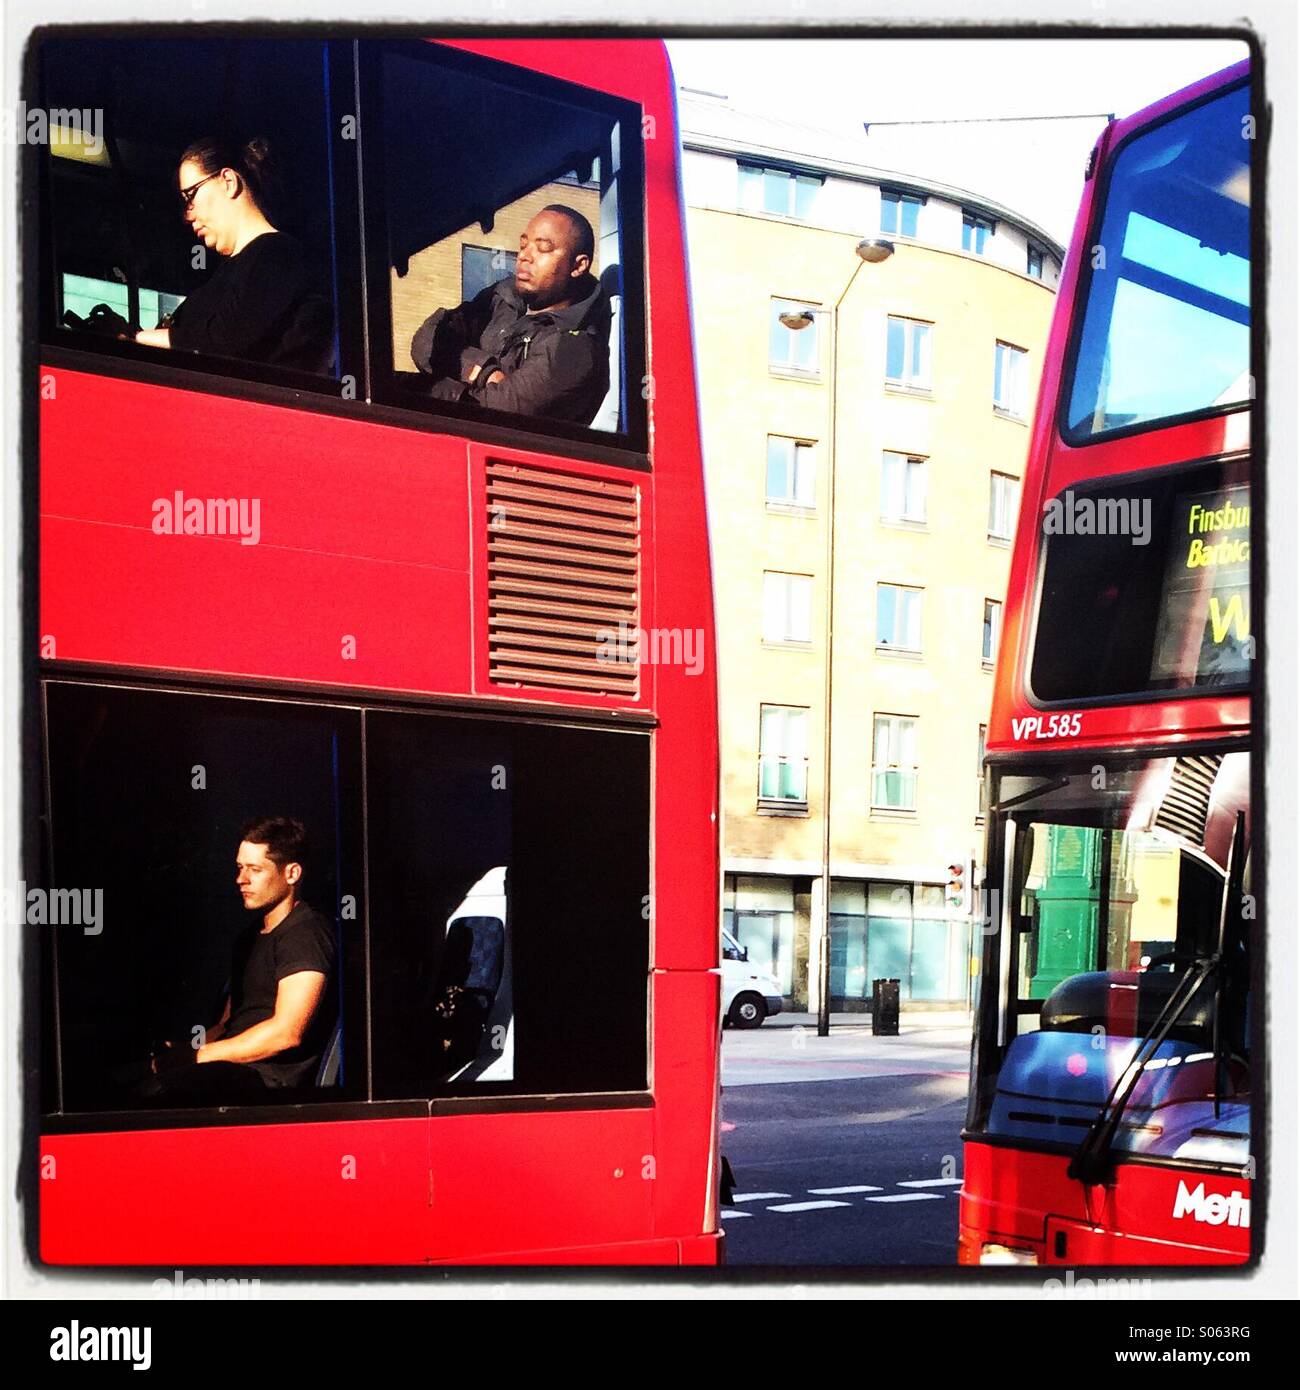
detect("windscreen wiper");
top-left (1068, 810), bottom-right (1246, 1185)
top-left (1211, 810), bottom-right (1248, 1121)
top-left (1066, 951), bottom-right (1219, 1186)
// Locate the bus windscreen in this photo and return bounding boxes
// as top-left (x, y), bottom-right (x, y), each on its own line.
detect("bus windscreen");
top-left (1065, 82), bottom-right (1250, 440)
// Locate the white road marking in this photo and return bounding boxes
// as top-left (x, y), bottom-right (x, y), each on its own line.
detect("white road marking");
top-left (732, 1191), bottom-right (791, 1203)
top-left (865, 1192), bottom-right (945, 1203)
top-left (808, 1185), bottom-right (884, 1195)
top-left (766, 1200), bottom-right (851, 1213)
top-left (896, 1178), bottom-right (964, 1188)
top-left (720, 1209), bottom-right (752, 1220)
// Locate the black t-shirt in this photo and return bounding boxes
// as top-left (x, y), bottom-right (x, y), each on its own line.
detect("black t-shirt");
top-left (168, 231), bottom-right (332, 371)
top-left (224, 902), bottom-right (336, 1087)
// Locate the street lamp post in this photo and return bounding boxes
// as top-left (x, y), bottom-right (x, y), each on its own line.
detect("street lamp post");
top-left (779, 238), bottom-right (894, 1037)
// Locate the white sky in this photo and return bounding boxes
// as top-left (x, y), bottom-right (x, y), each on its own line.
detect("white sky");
top-left (666, 37), bottom-right (1249, 244)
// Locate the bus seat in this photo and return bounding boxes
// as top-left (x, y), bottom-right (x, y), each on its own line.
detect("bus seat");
top-left (591, 263), bottom-right (622, 432)
top-left (315, 1018), bottom-right (342, 1087)
top-left (279, 292), bottom-right (336, 376)
top-left (431, 916), bottom-right (505, 1075)
top-left (447, 915), bottom-right (506, 999)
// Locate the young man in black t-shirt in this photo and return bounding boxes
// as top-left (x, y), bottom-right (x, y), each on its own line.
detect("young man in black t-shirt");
top-left (148, 816), bottom-right (336, 1103)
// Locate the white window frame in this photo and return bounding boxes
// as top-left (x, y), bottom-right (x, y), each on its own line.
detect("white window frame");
top-left (871, 714), bottom-right (919, 812)
top-left (876, 583), bottom-right (924, 654)
top-left (770, 298), bottom-right (821, 376)
top-left (758, 704), bottom-right (809, 804)
top-left (982, 598), bottom-right (1002, 665)
top-left (988, 471), bottom-right (1019, 543)
top-left (962, 211), bottom-right (994, 255)
top-left (880, 451), bottom-right (927, 524)
top-left (977, 724), bottom-right (988, 820)
top-left (739, 164), bottom-right (823, 219)
top-left (880, 190), bottom-right (923, 238)
top-left (994, 340), bottom-right (1030, 418)
top-left (766, 435), bottom-right (817, 508)
top-left (885, 315), bottom-right (933, 392)
top-left (762, 570), bottom-right (813, 645)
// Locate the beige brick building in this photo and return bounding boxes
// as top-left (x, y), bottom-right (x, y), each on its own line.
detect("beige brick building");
top-left (680, 91), bottom-right (1062, 1012)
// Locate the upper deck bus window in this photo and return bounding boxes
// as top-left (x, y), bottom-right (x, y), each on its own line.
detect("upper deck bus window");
top-left (38, 36), bottom-right (340, 381)
top-left (374, 44), bottom-right (643, 442)
top-left (1065, 82), bottom-right (1250, 441)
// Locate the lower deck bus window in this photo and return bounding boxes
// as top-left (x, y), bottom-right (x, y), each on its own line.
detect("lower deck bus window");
top-left (42, 683), bottom-right (650, 1117)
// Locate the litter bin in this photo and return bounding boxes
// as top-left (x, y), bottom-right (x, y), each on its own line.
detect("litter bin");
top-left (871, 978), bottom-right (900, 1036)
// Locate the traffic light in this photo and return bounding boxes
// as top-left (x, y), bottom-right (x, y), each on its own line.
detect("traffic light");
top-left (945, 862), bottom-right (966, 911)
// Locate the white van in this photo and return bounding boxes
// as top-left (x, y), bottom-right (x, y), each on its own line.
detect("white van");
top-left (721, 929), bottom-right (783, 1028)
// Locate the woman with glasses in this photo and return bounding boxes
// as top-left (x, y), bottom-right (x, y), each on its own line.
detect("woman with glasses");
top-left (134, 135), bottom-right (333, 373)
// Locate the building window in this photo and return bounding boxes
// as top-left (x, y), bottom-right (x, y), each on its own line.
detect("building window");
top-left (988, 471), bottom-right (1019, 542)
top-left (983, 598), bottom-right (1002, 664)
top-left (1027, 245), bottom-right (1045, 280)
top-left (962, 211), bottom-right (993, 254)
top-left (877, 584), bottom-right (923, 653)
top-left (758, 706), bottom-right (809, 804)
top-left (880, 451), bottom-right (927, 524)
top-left (994, 341), bottom-right (1030, 417)
top-left (871, 714), bottom-right (918, 811)
top-left (724, 875), bottom-right (797, 996)
top-left (830, 880), bottom-right (971, 1006)
top-left (977, 724), bottom-right (989, 818)
top-left (885, 315), bottom-right (932, 391)
top-left (767, 436), bottom-right (816, 507)
top-left (880, 190), bottom-right (923, 238)
top-left (739, 164), bottom-right (822, 219)
top-left (762, 571), bottom-right (813, 644)
top-left (461, 244), bottom-right (517, 302)
top-left (770, 298), bottom-right (820, 374)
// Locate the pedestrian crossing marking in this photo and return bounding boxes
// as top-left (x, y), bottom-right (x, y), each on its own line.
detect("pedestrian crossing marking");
top-left (767, 1200), bottom-right (852, 1213)
top-left (808, 1185), bottom-right (884, 1195)
top-left (897, 1178), bottom-right (963, 1188)
top-left (720, 1209), bottom-right (752, 1219)
top-left (732, 1191), bottom-right (790, 1203)
top-left (865, 1192), bottom-right (945, 1203)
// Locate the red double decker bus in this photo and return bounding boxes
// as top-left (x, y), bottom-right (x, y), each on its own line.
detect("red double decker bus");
top-left (960, 59), bottom-right (1256, 1266)
top-left (31, 34), bottom-right (721, 1265)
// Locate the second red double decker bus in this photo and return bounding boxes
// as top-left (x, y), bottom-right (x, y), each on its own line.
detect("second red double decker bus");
top-left (960, 58), bottom-right (1256, 1266)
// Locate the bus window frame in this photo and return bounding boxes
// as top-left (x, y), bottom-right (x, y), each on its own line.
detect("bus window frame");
top-left (1055, 75), bottom-right (1254, 450)
top-left (29, 35), bottom-right (653, 475)
top-left (33, 37), bottom-right (367, 405)
top-left (357, 38), bottom-right (650, 460)
top-left (1021, 450), bottom-right (1253, 711)
top-left (39, 673), bottom-right (657, 1133)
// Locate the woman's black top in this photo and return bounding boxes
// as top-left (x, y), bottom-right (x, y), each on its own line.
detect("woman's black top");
top-left (168, 231), bottom-right (333, 372)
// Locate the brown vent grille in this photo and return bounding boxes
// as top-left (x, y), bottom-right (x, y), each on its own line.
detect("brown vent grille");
top-left (487, 461), bottom-right (641, 696)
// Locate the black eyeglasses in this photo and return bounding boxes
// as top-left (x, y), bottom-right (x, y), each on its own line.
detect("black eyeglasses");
top-left (179, 172), bottom-right (220, 210)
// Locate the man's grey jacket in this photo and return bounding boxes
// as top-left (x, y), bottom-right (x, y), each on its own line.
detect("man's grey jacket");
top-left (410, 272), bottom-right (612, 426)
